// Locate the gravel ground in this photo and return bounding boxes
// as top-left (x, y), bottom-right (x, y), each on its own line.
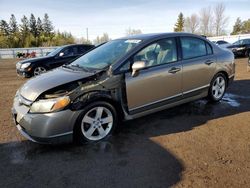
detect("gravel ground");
top-left (0, 58), bottom-right (250, 188)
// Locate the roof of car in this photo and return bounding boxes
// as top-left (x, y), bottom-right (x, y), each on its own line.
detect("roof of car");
top-left (119, 32), bottom-right (205, 41)
top-left (61, 44), bottom-right (94, 48)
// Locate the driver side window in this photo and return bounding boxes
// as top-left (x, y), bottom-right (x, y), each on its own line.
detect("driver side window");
top-left (120, 38), bottom-right (177, 72)
top-left (134, 38), bottom-right (177, 68)
top-left (60, 47), bottom-right (74, 57)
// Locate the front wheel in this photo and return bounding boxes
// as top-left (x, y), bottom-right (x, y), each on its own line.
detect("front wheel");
top-left (74, 101), bottom-right (117, 143)
top-left (208, 73), bottom-right (227, 102)
top-left (33, 66), bottom-right (47, 76)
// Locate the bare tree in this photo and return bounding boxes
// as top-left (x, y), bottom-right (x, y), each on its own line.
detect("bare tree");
top-left (185, 14), bottom-right (199, 33)
top-left (126, 27), bottom-right (142, 36)
top-left (199, 7), bottom-right (213, 36)
top-left (93, 33), bottom-right (110, 44)
top-left (214, 3), bottom-right (229, 36)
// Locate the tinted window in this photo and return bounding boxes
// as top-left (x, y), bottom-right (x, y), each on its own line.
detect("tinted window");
top-left (181, 37), bottom-right (207, 59)
top-left (78, 46), bottom-right (93, 54)
top-left (72, 46), bottom-right (78, 55)
top-left (61, 47), bottom-right (74, 57)
top-left (243, 39), bottom-right (250, 45)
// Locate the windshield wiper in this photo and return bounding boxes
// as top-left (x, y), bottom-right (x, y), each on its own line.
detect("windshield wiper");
top-left (70, 64), bottom-right (92, 72)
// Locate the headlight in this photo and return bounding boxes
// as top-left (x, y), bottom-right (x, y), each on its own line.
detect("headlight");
top-left (30, 96), bottom-right (70, 113)
top-left (237, 47), bottom-right (246, 51)
top-left (20, 63), bottom-right (31, 69)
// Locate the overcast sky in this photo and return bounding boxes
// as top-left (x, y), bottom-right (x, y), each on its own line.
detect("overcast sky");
top-left (0, 0), bottom-right (249, 40)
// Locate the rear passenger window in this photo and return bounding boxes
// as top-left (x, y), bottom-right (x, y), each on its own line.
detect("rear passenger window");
top-left (181, 37), bottom-right (207, 59)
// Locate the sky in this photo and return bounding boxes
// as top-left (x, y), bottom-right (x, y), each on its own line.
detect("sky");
top-left (0, 0), bottom-right (249, 40)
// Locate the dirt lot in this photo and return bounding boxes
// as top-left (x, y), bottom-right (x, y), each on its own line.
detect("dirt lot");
top-left (0, 58), bottom-right (250, 188)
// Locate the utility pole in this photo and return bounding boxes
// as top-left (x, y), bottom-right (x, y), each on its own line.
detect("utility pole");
top-left (86, 28), bottom-right (89, 42)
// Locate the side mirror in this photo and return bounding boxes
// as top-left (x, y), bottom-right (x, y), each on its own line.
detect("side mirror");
top-left (132, 61), bottom-right (146, 77)
top-left (59, 52), bottom-right (64, 57)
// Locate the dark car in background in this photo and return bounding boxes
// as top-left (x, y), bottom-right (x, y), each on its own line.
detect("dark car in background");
top-left (227, 38), bottom-right (250, 57)
top-left (16, 44), bottom-right (94, 77)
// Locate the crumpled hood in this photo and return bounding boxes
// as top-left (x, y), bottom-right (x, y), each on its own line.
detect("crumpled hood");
top-left (20, 67), bottom-right (94, 101)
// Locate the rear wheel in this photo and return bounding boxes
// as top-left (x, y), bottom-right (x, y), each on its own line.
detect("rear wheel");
top-left (33, 66), bottom-right (46, 76)
top-left (208, 73), bottom-right (227, 102)
top-left (74, 101), bottom-right (117, 143)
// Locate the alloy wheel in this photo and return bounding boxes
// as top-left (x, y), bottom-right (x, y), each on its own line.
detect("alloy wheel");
top-left (33, 67), bottom-right (46, 76)
top-left (81, 106), bottom-right (113, 141)
top-left (212, 76), bottom-right (226, 100)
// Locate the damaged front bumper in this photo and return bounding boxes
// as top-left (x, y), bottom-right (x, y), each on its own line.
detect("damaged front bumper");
top-left (12, 96), bottom-right (82, 144)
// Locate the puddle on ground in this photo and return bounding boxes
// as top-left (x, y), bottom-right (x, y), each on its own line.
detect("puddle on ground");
top-left (222, 93), bottom-right (241, 107)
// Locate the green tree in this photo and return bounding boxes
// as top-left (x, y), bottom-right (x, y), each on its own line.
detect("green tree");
top-left (0, 20), bottom-right (10, 36)
top-left (29, 14), bottom-right (37, 37)
top-left (9, 14), bottom-right (20, 47)
top-left (231, 18), bottom-right (242, 35)
top-left (20, 15), bottom-right (30, 47)
top-left (36, 17), bottom-right (43, 46)
top-left (174, 12), bottom-right (185, 32)
top-left (9, 14), bottom-right (18, 33)
top-left (29, 14), bottom-right (38, 46)
top-left (242, 19), bottom-right (250, 34)
top-left (42, 13), bottom-right (54, 37)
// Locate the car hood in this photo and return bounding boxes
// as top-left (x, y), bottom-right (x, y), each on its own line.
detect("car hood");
top-left (18, 56), bottom-right (52, 64)
top-left (20, 67), bottom-right (95, 101)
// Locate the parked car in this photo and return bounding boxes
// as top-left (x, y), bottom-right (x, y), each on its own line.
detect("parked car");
top-left (12, 33), bottom-right (235, 144)
top-left (227, 38), bottom-right (250, 57)
top-left (16, 44), bottom-right (94, 77)
top-left (212, 40), bottom-right (231, 48)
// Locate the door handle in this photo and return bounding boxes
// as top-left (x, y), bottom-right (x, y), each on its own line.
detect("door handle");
top-left (205, 60), bottom-right (214, 65)
top-left (168, 67), bottom-right (181, 74)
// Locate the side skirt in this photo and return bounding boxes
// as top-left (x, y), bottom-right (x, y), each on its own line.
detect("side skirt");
top-left (124, 86), bottom-right (209, 120)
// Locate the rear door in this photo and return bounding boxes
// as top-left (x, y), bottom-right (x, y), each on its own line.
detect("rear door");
top-left (180, 37), bottom-right (216, 96)
top-left (123, 37), bottom-right (183, 113)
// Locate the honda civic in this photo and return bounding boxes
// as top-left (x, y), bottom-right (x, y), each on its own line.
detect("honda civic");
top-left (12, 33), bottom-right (235, 144)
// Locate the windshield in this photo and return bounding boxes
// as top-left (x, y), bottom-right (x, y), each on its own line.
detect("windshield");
top-left (70, 39), bottom-right (142, 70)
top-left (47, 47), bottom-right (63, 56)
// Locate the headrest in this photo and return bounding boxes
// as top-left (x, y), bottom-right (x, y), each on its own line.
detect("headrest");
top-left (158, 41), bottom-right (172, 51)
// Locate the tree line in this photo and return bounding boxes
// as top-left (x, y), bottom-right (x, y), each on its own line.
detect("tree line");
top-left (0, 13), bottom-right (75, 48)
top-left (174, 3), bottom-right (250, 36)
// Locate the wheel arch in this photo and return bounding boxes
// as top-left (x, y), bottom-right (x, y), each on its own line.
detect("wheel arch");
top-left (214, 70), bottom-right (229, 86)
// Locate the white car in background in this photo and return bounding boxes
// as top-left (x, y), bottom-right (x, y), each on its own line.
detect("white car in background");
top-left (212, 40), bottom-right (231, 48)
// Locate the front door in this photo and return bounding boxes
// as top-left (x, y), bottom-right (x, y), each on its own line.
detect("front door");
top-left (124, 38), bottom-right (182, 113)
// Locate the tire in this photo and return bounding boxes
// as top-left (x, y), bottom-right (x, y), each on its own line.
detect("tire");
top-left (246, 50), bottom-right (250, 58)
top-left (33, 66), bottom-right (47, 76)
top-left (74, 101), bottom-right (118, 143)
top-left (208, 73), bottom-right (227, 102)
